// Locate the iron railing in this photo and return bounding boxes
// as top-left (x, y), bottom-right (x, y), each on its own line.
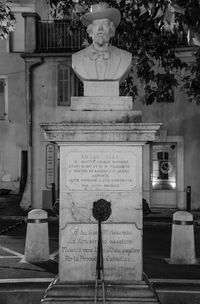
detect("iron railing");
top-left (37, 20), bottom-right (87, 52)
top-left (36, 20), bottom-right (190, 53)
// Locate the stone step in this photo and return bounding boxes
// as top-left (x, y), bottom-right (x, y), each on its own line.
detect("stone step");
top-left (42, 281), bottom-right (160, 304)
top-left (46, 283), bottom-right (155, 298)
top-left (150, 279), bottom-right (200, 304)
top-left (42, 298), bottom-right (159, 304)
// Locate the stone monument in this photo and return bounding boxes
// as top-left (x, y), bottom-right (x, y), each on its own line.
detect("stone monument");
top-left (41, 3), bottom-right (161, 303)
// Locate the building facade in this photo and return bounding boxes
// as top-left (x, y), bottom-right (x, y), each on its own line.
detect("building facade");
top-left (0, 0), bottom-right (48, 195)
top-left (1, 1), bottom-right (200, 210)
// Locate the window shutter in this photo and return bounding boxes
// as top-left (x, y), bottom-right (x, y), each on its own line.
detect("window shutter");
top-left (58, 65), bottom-right (71, 106)
top-left (0, 79), bottom-right (5, 120)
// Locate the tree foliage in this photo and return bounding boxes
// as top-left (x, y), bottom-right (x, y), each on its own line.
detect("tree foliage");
top-left (0, 0), bottom-right (15, 39)
top-left (47, 0), bottom-right (200, 104)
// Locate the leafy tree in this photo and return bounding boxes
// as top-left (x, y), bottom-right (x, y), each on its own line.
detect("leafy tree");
top-left (46, 0), bottom-right (200, 105)
top-left (0, 0), bottom-right (15, 39)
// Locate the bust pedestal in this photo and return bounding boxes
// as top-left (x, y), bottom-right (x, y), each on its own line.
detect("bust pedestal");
top-left (41, 81), bottom-right (161, 303)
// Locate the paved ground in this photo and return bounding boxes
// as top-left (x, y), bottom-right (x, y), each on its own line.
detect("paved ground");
top-left (1, 193), bottom-right (200, 282)
top-left (0, 217), bottom-right (200, 281)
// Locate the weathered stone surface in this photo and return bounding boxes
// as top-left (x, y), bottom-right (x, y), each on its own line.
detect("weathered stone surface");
top-left (60, 191), bottom-right (142, 224)
top-left (40, 116), bottom-right (161, 291)
top-left (59, 145), bottom-right (142, 224)
top-left (41, 122), bottom-right (161, 143)
top-left (60, 223), bottom-right (142, 282)
top-left (59, 144), bottom-right (143, 282)
top-left (42, 280), bottom-right (159, 304)
top-left (62, 147), bottom-right (141, 192)
top-left (71, 96), bottom-right (132, 111)
top-left (84, 81), bottom-right (119, 97)
top-left (58, 110), bottom-right (142, 123)
top-left (170, 211), bottom-right (196, 264)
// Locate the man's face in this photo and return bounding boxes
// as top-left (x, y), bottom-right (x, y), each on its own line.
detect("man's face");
top-left (91, 18), bottom-right (111, 46)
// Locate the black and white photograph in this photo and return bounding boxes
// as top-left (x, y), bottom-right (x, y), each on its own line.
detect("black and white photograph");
top-left (0, 1), bottom-right (200, 303)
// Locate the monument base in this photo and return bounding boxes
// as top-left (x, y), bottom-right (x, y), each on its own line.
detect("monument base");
top-left (41, 94), bottom-right (161, 304)
top-left (42, 278), bottom-right (160, 304)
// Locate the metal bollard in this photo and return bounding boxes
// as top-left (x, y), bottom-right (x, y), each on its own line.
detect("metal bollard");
top-left (52, 182), bottom-right (56, 208)
top-left (186, 186), bottom-right (191, 212)
top-left (24, 209), bottom-right (49, 262)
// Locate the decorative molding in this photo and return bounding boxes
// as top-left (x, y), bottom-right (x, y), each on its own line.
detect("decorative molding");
top-left (41, 122), bottom-right (162, 143)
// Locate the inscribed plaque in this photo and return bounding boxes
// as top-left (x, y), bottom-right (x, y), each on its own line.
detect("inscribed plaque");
top-left (60, 223), bottom-right (142, 282)
top-left (65, 150), bottom-right (136, 191)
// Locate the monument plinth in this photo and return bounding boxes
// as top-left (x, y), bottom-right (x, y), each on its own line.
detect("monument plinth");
top-left (59, 145), bottom-right (142, 282)
top-left (41, 119), bottom-right (161, 304)
top-left (41, 2), bottom-right (161, 303)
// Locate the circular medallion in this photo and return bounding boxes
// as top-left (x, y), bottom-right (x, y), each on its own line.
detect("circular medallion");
top-left (160, 161), bottom-right (173, 174)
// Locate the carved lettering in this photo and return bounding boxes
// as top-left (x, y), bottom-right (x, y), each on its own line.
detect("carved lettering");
top-left (66, 151), bottom-right (136, 191)
top-left (61, 224), bottom-right (141, 281)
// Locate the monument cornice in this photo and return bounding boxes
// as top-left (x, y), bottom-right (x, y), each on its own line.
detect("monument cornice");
top-left (41, 122), bottom-right (162, 143)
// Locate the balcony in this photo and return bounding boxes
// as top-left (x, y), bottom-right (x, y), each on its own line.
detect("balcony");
top-left (37, 20), bottom-right (87, 52)
top-left (22, 13), bottom-right (192, 54)
top-left (36, 20), bottom-right (124, 53)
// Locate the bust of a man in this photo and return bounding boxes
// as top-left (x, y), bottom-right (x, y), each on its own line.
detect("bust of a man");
top-left (72, 2), bottom-right (132, 82)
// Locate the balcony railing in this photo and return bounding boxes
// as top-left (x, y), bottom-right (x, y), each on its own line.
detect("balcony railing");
top-left (36, 20), bottom-right (190, 53)
top-left (37, 20), bottom-right (87, 52)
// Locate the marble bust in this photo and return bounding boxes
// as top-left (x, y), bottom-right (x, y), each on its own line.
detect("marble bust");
top-left (72, 2), bottom-right (132, 82)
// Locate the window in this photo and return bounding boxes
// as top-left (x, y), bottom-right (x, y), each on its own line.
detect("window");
top-left (58, 65), bottom-right (71, 106)
top-left (0, 79), bottom-right (7, 120)
top-left (151, 143), bottom-right (177, 190)
top-left (57, 65), bottom-right (80, 106)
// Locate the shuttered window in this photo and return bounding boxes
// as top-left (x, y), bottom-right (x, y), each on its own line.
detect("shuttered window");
top-left (57, 65), bottom-right (81, 106)
top-left (58, 65), bottom-right (71, 106)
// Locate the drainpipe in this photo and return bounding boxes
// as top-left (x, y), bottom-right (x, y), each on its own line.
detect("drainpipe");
top-left (20, 57), bottom-right (44, 210)
top-left (20, 12), bottom-right (44, 209)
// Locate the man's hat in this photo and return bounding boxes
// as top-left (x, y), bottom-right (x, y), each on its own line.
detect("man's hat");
top-left (81, 2), bottom-right (121, 28)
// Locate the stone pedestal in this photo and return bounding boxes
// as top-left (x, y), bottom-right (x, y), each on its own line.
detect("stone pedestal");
top-left (84, 81), bottom-right (119, 96)
top-left (41, 88), bottom-right (161, 303)
top-left (59, 144), bottom-right (142, 282)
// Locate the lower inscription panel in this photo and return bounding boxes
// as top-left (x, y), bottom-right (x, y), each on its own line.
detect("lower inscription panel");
top-left (60, 223), bottom-right (142, 281)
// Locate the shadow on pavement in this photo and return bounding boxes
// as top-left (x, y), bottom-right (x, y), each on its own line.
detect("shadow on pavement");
top-left (29, 260), bottom-right (58, 275)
